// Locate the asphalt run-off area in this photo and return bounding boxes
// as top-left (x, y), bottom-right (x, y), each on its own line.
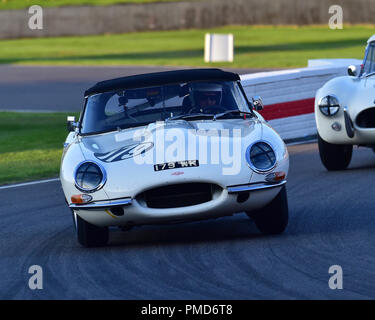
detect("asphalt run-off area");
top-left (1, 142), bottom-right (375, 299)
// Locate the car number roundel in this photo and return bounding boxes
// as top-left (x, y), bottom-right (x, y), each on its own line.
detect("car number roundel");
top-left (94, 142), bottom-right (154, 163)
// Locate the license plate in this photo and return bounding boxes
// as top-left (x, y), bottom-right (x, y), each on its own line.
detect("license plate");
top-left (154, 160), bottom-right (199, 171)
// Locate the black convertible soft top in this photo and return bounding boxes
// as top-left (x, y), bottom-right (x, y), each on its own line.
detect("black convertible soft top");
top-left (84, 68), bottom-right (240, 96)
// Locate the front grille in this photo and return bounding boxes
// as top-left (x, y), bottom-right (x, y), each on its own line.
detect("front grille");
top-left (140, 183), bottom-right (216, 209)
top-left (356, 107), bottom-right (375, 128)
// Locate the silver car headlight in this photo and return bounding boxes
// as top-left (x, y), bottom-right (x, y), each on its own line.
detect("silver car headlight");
top-left (246, 141), bottom-right (277, 173)
top-left (318, 95), bottom-right (340, 116)
top-left (74, 161), bottom-right (106, 193)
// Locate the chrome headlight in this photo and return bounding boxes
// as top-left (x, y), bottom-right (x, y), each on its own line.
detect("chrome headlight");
top-left (318, 95), bottom-right (340, 116)
top-left (74, 161), bottom-right (106, 193)
top-left (246, 141), bottom-right (277, 173)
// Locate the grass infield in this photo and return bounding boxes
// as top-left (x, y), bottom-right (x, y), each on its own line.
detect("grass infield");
top-left (0, 112), bottom-right (78, 185)
top-left (0, 25), bottom-right (373, 68)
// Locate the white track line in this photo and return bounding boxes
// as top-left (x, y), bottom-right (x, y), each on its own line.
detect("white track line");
top-left (0, 109), bottom-right (68, 113)
top-left (0, 178), bottom-right (60, 190)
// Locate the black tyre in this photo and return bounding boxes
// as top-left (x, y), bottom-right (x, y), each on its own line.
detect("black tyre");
top-left (76, 214), bottom-right (109, 247)
top-left (318, 134), bottom-right (352, 171)
top-left (246, 186), bottom-right (288, 235)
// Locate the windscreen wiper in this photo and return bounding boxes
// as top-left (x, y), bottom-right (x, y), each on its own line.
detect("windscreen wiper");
top-left (166, 113), bottom-right (215, 121)
top-left (364, 71), bottom-right (375, 78)
top-left (213, 110), bottom-right (253, 120)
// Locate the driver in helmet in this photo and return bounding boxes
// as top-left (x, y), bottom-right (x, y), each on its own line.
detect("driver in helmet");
top-left (189, 83), bottom-right (223, 114)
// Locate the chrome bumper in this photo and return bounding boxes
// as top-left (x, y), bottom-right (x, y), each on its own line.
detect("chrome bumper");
top-left (70, 197), bottom-right (132, 210)
top-left (70, 181), bottom-right (285, 210)
top-left (227, 180), bottom-right (286, 194)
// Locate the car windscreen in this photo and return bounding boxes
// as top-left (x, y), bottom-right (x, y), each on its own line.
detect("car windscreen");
top-left (364, 42), bottom-right (375, 74)
top-left (80, 80), bottom-right (251, 135)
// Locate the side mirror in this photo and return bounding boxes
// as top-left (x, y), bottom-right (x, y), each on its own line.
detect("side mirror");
top-left (252, 96), bottom-right (264, 111)
top-left (67, 116), bottom-right (78, 132)
top-left (347, 65), bottom-right (357, 77)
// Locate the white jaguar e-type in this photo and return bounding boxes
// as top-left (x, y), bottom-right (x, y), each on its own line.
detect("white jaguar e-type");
top-left (60, 69), bottom-right (289, 247)
top-left (315, 35), bottom-right (375, 170)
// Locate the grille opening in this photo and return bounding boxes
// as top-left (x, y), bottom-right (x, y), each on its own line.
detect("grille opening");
top-left (139, 183), bottom-right (219, 209)
top-left (356, 108), bottom-right (375, 128)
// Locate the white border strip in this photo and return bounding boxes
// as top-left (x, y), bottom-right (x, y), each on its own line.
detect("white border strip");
top-left (0, 178), bottom-right (60, 190)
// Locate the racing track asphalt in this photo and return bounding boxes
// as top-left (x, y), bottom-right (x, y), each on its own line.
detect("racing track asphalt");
top-left (0, 65), bottom-right (276, 112)
top-left (1, 142), bottom-right (375, 299)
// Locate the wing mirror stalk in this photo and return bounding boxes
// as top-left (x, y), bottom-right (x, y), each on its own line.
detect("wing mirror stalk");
top-left (67, 116), bottom-right (79, 132)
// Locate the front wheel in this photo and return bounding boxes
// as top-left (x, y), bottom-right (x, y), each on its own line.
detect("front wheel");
top-left (75, 214), bottom-right (109, 247)
top-left (246, 186), bottom-right (289, 235)
top-left (317, 134), bottom-right (352, 171)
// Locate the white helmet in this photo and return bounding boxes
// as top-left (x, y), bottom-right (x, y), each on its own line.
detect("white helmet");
top-left (190, 82), bottom-right (223, 107)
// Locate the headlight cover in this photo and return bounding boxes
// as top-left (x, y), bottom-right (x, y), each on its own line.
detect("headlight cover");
top-left (318, 95), bottom-right (340, 116)
top-left (74, 161), bottom-right (106, 193)
top-left (247, 141), bottom-right (277, 173)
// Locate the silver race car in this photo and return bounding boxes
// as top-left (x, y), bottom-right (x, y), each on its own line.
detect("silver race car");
top-left (60, 69), bottom-right (289, 247)
top-left (315, 34), bottom-right (375, 170)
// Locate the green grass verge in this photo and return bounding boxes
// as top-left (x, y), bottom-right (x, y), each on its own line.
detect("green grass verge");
top-left (0, 0), bottom-right (181, 10)
top-left (0, 25), bottom-right (373, 68)
top-left (0, 112), bottom-right (78, 185)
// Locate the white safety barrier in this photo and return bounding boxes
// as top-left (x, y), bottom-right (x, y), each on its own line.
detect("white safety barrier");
top-left (240, 59), bottom-right (362, 142)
